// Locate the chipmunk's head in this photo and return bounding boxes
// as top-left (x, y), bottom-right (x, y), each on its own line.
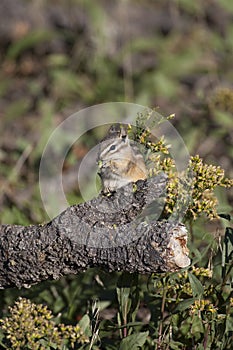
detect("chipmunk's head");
top-left (97, 124), bottom-right (147, 193)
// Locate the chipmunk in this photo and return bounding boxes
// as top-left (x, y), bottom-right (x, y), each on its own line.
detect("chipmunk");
top-left (97, 124), bottom-right (147, 193)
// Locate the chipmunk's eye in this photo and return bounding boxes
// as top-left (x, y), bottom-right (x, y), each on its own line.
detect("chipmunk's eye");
top-left (109, 145), bottom-right (116, 151)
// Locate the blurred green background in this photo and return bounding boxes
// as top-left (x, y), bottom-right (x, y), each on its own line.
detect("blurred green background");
top-left (0, 0), bottom-right (232, 349)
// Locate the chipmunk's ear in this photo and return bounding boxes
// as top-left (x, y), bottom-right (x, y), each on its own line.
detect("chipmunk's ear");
top-left (106, 123), bottom-right (129, 138)
top-left (120, 124), bottom-right (132, 141)
top-left (120, 126), bottom-right (127, 139)
top-left (108, 123), bottom-right (121, 136)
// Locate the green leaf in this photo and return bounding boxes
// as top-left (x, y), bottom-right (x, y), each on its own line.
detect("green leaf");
top-left (5, 98), bottom-right (31, 121)
top-left (226, 313), bottom-right (233, 333)
top-left (117, 287), bottom-right (131, 314)
top-left (169, 340), bottom-right (188, 350)
top-left (7, 30), bottom-right (56, 59)
top-left (188, 272), bottom-right (204, 298)
top-left (114, 321), bottom-right (143, 330)
top-left (79, 314), bottom-right (91, 336)
top-left (174, 298), bottom-right (196, 312)
top-left (119, 331), bottom-right (149, 350)
top-left (213, 110), bottom-right (233, 128)
top-left (191, 315), bottom-right (204, 337)
top-left (39, 339), bottom-right (58, 349)
top-left (0, 331), bottom-right (8, 349)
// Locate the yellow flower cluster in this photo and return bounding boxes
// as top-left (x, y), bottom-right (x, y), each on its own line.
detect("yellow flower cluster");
top-left (0, 297), bottom-right (89, 349)
top-left (189, 299), bottom-right (217, 315)
top-left (132, 112), bottom-right (233, 221)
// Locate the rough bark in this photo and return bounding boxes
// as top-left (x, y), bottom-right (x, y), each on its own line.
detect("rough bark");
top-left (0, 175), bottom-right (190, 289)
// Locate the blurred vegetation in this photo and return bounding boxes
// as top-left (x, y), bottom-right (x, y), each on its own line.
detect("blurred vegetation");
top-left (0, 0), bottom-right (232, 349)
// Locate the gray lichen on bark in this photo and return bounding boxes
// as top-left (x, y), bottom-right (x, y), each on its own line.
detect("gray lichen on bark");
top-left (0, 174), bottom-right (190, 289)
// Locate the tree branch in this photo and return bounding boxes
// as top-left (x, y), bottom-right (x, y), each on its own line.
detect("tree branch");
top-left (0, 175), bottom-right (190, 289)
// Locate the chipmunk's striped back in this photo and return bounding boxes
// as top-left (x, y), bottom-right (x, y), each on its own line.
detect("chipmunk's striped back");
top-left (97, 124), bottom-right (147, 193)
